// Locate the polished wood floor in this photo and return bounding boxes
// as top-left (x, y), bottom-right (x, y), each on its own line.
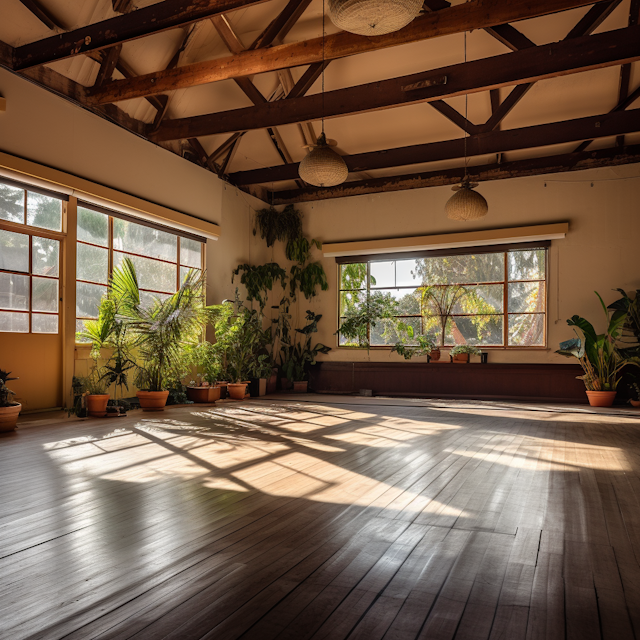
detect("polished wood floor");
top-left (2, 397), bottom-right (640, 640)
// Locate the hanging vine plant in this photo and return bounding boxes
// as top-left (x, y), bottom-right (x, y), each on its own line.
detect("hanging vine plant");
top-left (253, 205), bottom-right (303, 248)
top-left (232, 263), bottom-right (287, 312)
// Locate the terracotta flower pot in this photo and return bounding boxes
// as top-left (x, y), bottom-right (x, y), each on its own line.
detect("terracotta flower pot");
top-left (630, 399), bottom-right (640, 408)
top-left (136, 390), bottom-right (169, 411)
top-left (216, 382), bottom-right (228, 400)
top-left (452, 353), bottom-right (469, 363)
top-left (429, 348), bottom-right (441, 361)
top-left (208, 386), bottom-right (221, 402)
top-left (86, 394), bottom-right (110, 417)
top-left (259, 378), bottom-right (267, 396)
top-left (280, 377), bottom-right (293, 391)
top-left (187, 387), bottom-right (211, 403)
top-left (0, 403), bottom-right (21, 432)
top-left (227, 383), bottom-right (248, 400)
top-left (586, 390), bottom-right (616, 407)
top-left (293, 381), bottom-right (308, 393)
top-left (267, 370), bottom-right (278, 394)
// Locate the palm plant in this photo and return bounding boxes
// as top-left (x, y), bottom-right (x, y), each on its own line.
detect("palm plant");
top-left (111, 258), bottom-right (211, 392)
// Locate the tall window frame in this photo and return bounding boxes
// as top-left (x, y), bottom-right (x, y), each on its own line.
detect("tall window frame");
top-left (337, 242), bottom-right (549, 349)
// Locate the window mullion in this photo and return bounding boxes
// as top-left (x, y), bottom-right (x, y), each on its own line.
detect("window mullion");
top-left (503, 251), bottom-right (508, 347)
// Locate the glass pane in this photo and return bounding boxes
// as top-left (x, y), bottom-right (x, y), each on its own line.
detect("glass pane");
top-left (376, 288), bottom-right (420, 315)
top-left (370, 261), bottom-right (394, 288)
top-left (77, 242), bottom-right (108, 284)
top-left (0, 183), bottom-right (24, 224)
top-left (114, 252), bottom-right (176, 293)
top-left (0, 311), bottom-right (28, 332)
top-left (377, 316), bottom-right (423, 346)
top-left (140, 290), bottom-right (171, 309)
top-left (508, 281), bottom-right (546, 313)
top-left (0, 229), bottom-right (29, 272)
top-left (339, 290), bottom-right (366, 316)
top-left (77, 206), bottom-right (108, 247)
top-left (339, 263), bottom-right (367, 290)
top-left (0, 273), bottom-right (29, 310)
top-left (396, 259), bottom-right (419, 286)
top-left (180, 238), bottom-right (202, 268)
top-left (413, 253), bottom-right (504, 285)
top-left (76, 318), bottom-right (91, 342)
top-left (32, 277), bottom-right (58, 312)
top-left (113, 218), bottom-right (177, 262)
top-left (508, 313), bottom-right (545, 346)
top-left (452, 284), bottom-right (504, 314)
top-left (32, 314), bottom-right (58, 334)
top-left (27, 192), bottom-right (62, 231)
top-left (508, 249), bottom-right (546, 281)
top-left (76, 281), bottom-right (106, 318)
top-left (180, 266), bottom-right (201, 284)
top-left (450, 315), bottom-right (504, 346)
top-left (32, 237), bottom-right (60, 277)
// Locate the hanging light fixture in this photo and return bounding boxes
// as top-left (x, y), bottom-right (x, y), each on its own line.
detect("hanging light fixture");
top-left (298, 0), bottom-right (348, 188)
top-left (328, 0), bottom-right (422, 35)
top-left (445, 31), bottom-right (488, 221)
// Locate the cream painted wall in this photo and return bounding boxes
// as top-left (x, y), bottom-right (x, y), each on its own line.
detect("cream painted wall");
top-left (289, 166), bottom-right (640, 364)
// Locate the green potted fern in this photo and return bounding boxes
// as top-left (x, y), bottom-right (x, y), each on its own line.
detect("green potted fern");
top-left (450, 344), bottom-right (482, 363)
top-left (0, 370), bottom-right (21, 432)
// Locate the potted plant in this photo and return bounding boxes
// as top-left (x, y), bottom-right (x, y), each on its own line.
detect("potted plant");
top-left (419, 284), bottom-right (468, 349)
top-left (83, 367), bottom-right (111, 416)
top-left (629, 381), bottom-right (640, 408)
top-left (556, 292), bottom-right (640, 407)
top-left (450, 344), bottom-right (482, 363)
top-left (0, 370), bottom-right (21, 432)
top-left (187, 342), bottom-right (222, 403)
top-left (111, 258), bottom-right (211, 411)
top-left (249, 355), bottom-right (273, 397)
top-left (392, 324), bottom-right (437, 360)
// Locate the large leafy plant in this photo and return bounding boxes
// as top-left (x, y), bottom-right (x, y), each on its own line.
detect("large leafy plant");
top-left (0, 370), bottom-right (18, 407)
top-left (232, 263), bottom-right (287, 312)
top-left (281, 311), bottom-right (331, 382)
top-left (608, 288), bottom-right (640, 358)
top-left (337, 291), bottom-right (399, 351)
top-left (253, 204), bottom-right (302, 249)
top-left (556, 291), bottom-right (639, 391)
top-left (391, 324), bottom-right (436, 359)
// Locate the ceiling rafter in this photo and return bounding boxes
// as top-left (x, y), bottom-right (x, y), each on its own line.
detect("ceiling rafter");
top-left (16, 0), bottom-right (65, 31)
top-left (228, 108), bottom-right (640, 185)
top-left (84, 0), bottom-right (601, 106)
top-left (146, 25), bottom-right (640, 142)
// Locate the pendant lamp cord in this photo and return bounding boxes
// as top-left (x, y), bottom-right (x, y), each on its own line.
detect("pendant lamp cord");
top-left (463, 30), bottom-right (468, 181)
top-left (321, 0), bottom-right (326, 136)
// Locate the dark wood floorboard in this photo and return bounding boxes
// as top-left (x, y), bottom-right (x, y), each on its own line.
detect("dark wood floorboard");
top-left (1, 398), bottom-right (640, 639)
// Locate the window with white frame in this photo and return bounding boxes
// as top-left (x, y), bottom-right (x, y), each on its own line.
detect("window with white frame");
top-left (338, 245), bottom-right (547, 348)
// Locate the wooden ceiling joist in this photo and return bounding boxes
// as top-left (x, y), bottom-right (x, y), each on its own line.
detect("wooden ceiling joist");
top-left (229, 108), bottom-right (640, 184)
top-left (148, 25), bottom-right (640, 142)
top-left (85, 0), bottom-right (600, 106)
top-left (17, 0), bottom-right (65, 31)
top-left (12, 0), bottom-right (270, 70)
top-left (269, 144), bottom-right (640, 203)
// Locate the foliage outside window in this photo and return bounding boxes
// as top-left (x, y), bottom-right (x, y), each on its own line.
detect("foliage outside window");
top-left (76, 205), bottom-right (204, 340)
top-left (338, 248), bottom-right (547, 348)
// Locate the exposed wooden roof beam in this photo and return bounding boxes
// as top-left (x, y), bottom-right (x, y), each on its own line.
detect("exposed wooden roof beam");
top-left (249, 0), bottom-right (313, 49)
top-left (269, 144), bottom-right (640, 203)
top-left (147, 25), bottom-right (640, 142)
top-left (483, 23), bottom-right (536, 51)
top-left (86, 0), bottom-right (601, 106)
top-left (228, 108), bottom-right (640, 184)
top-left (429, 101), bottom-right (479, 135)
top-left (565, 0), bottom-right (623, 38)
top-left (94, 44), bottom-right (122, 87)
top-left (16, 0), bottom-right (65, 31)
top-left (12, 0), bottom-right (270, 70)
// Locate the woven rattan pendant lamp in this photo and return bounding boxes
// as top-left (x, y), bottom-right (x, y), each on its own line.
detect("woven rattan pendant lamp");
top-left (298, 0), bottom-right (348, 188)
top-left (328, 0), bottom-right (422, 35)
top-left (445, 32), bottom-right (488, 221)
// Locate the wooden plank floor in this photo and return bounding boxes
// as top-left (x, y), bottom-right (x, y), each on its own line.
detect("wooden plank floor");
top-left (2, 397), bottom-right (640, 640)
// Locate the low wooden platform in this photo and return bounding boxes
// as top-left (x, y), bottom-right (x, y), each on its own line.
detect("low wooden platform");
top-left (2, 397), bottom-right (640, 639)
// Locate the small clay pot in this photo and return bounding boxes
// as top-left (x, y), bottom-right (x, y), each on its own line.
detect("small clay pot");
top-left (136, 390), bottom-right (169, 411)
top-left (630, 399), bottom-right (640, 408)
top-left (429, 348), bottom-right (441, 361)
top-left (228, 383), bottom-right (248, 400)
top-left (86, 394), bottom-right (110, 417)
top-left (452, 353), bottom-right (469, 363)
top-left (585, 390), bottom-right (616, 407)
top-left (0, 403), bottom-right (21, 432)
top-left (293, 381), bottom-right (308, 393)
top-left (187, 387), bottom-right (211, 403)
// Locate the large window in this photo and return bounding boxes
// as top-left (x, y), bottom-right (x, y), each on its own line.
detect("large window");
top-left (338, 246), bottom-right (547, 348)
top-left (76, 205), bottom-right (204, 337)
top-left (0, 182), bottom-right (63, 334)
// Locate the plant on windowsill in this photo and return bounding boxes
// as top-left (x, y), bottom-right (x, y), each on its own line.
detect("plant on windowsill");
top-left (556, 291), bottom-right (640, 407)
top-left (450, 344), bottom-right (482, 363)
top-left (418, 284), bottom-right (468, 349)
top-left (391, 323), bottom-right (439, 360)
top-left (0, 369), bottom-right (21, 432)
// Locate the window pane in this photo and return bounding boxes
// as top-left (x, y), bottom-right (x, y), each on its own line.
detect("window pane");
top-left (508, 313), bottom-right (545, 346)
top-left (508, 249), bottom-right (546, 281)
top-left (32, 277), bottom-right (58, 312)
top-left (451, 315), bottom-right (504, 346)
top-left (0, 183), bottom-right (24, 224)
top-left (396, 259), bottom-right (419, 286)
top-left (339, 290), bottom-right (366, 316)
top-left (113, 218), bottom-right (177, 262)
top-left (339, 263), bottom-right (367, 290)
top-left (77, 242), bottom-right (108, 284)
top-left (76, 282), bottom-right (106, 319)
top-left (180, 266), bottom-right (201, 284)
top-left (376, 316), bottom-right (423, 346)
top-left (508, 281), bottom-right (546, 313)
top-left (180, 238), bottom-right (202, 268)
top-left (76, 318), bottom-right (91, 342)
top-left (77, 206), bottom-right (108, 247)
top-left (452, 284), bottom-right (504, 314)
top-left (413, 253), bottom-right (504, 285)
top-left (0, 229), bottom-right (29, 272)
top-left (32, 237), bottom-right (60, 277)
top-left (32, 314), bottom-right (58, 334)
top-left (114, 252), bottom-right (176, 293)
top-left (27, 192), bottom-right (62, 231)
top-left (0, 273), bottom-right (29, 310)
top-left (370, 261), bottom-right (394, 288)
top-left (376, 288), bottom-right (420, 315)
top-left (0, 311), bottom-right (29, 332)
